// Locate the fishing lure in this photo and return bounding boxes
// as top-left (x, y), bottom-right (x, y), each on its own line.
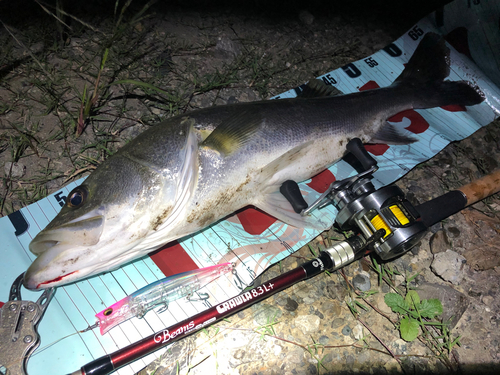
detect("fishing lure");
top-left (94, 262), bottom-right (234, 335)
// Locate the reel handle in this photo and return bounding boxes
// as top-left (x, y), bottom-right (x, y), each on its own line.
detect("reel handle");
top-left (280, 138), bottom-right (379, 214)
top-left (280, 180), bottom-right (308, 214)
top-left (346, 138), bottom-right (377, 171)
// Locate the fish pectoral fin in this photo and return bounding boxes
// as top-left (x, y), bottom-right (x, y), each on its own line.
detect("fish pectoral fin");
top-left (256, 190), bottom-right (330, 231)
top-left (201, 110), bottom-right (263, 156)
top-left (370, 122), bottom-right (417, 145)
top-left (257, 140), bottom-right (317, 187)
top-left (251, 140), bottom-right (330, 230)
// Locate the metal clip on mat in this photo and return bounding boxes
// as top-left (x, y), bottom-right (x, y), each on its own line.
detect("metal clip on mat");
top-left (0, 273), bottom-right (55, 375)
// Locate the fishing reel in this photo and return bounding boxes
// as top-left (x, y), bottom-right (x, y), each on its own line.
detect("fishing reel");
top-left (280, 138), bottom-right (428, 263)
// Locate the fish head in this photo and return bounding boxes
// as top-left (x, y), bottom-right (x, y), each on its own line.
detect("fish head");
top-left (24, 155), bottom-right (174, 290)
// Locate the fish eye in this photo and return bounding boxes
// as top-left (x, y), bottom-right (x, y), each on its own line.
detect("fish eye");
top-left (103, 308), bottom-right (113, 316)
top-left (67, 186), bottom-right (88, 208)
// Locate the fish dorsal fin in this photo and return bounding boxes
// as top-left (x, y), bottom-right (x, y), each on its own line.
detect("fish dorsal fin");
top-left (370, 122), bottom-right (417, 145)
top-left (201, 110), bottom-right (263, 156)
top-left (393, 33), bottom-right (448, 86)
top-left (297, 79), bottom-right (343, 98)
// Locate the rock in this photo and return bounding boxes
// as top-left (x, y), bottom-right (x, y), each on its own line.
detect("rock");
top-left (416, 283), bottom-right (469, 329)
top-left (446, 226), bottom-right (461, 238)
top-left (410, 243), bottom-right (421, 255)
top-left (341, 325), bottom-right (351, 336)
top-left (345, 354), bottom-right (355, 366)
top-left (394, 274), bottom-right (405, 286)
top-left (480, 154), bottom-right (499, 171)
top-left (294, 315), bottom-right (320, 335)
top-left (384, 358), bottom-right (400, 373)
top-left (288, 349), bottom-right (304, 364)
top-left (356, 351), bottom-right (371, 365)
top-left (392, 339), bottom-right (408, 354)
top-left (326, 280), bottom-right (347, 300)
top-left (227, 95), bottom-right (238, 104)
top-left (320, 301), bottom-right (340, 316)
top-left (331, 300), bottom-right (342, 316)
top-left (143, 335), bottom-right (196, 374)
top-left (299, 10), bottom-right (314, 25)
top-left (352, 324), bottom-right (364, 340)
top-left (295, 282), bottom-right (314, 299)
top-left (431, 250), bottom-right (467, 285)
top-left (429, 230), bottom-right (450, 254)
top-left (151, 107), bottom-right (162, 115)
top-left (353, 273), bottom-right (371, 291)
top-left (331, 318), bottom-right (344, 329)
top-left (284, 297), bottom-right (299, 312)
top-left (318, 335), bottom-right (329, 345)
top-left (4, 162), bottom-right (26, 178)
top-left (306, 363), bottom-right (317, 374)
top-left (215, 36), bottom-right (241, 58)
top-left (252, 304), bottom-right (282, 326)
top-left (233, 348), bottom-right (245, 360)
top-left (313, 309), bottom-right (324, 319)
top-left (482, 295), bottom-right (494, 307)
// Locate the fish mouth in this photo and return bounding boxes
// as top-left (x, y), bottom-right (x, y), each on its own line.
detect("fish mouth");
top-left (29, 215), bottom-right (105, 255)
top-left (24, 215), bottom-right (105, 290)
top-left (24, 268), bottom-right (80, 290)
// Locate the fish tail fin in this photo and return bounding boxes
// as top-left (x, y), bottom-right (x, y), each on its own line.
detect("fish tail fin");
top-left (392, 32), bottom-right (484, 109)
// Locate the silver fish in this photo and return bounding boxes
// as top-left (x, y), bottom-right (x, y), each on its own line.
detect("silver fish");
top-left (24, 33), bottom-right (483, 290)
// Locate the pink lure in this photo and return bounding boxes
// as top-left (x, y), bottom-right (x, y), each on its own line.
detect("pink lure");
top-left (95, 262), bottom-right (234, 335)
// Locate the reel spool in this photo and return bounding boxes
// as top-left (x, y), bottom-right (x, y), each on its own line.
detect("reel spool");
top-left (329, 177), bottom-right (427, 260)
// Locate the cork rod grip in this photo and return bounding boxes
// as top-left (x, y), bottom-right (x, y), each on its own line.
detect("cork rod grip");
top-left (416, 169), bottom-right (500, 228)
top-left (458, 169), bottom-right (500, 207)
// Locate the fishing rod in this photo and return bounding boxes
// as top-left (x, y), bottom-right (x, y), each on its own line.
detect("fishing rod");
top-left (67, 138), bottom-right (500, 375)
